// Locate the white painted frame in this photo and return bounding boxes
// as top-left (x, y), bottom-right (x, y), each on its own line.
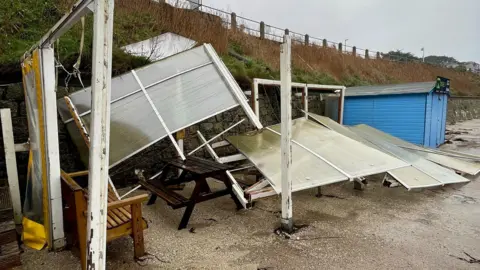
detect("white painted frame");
top-left (85, 0), bottom-right (114, 268)
top-left (204, 44), bottom-right (263, 130)
top-left (40, 47), bottom-right (66, 249)
top-left (23, 0), bottom-right (98, 254)
top-left (1, 109), bottom-right (23, 225)
top-left (196, 131), bottom-right (248, 208)
top-left (280, 35), bottom-right (293, 232)
top-left (252, 78), bottom-right (345, 124)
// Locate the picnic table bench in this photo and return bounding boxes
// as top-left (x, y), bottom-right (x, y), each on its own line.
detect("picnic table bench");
top-left (137, 156), bottom-right (243, 229)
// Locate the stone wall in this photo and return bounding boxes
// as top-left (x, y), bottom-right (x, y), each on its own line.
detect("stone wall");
top-left (447, 97), bottom-right (480, 124)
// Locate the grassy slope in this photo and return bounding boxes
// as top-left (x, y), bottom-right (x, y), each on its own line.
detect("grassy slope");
top-left (1, 0), bottom-right (479, 95)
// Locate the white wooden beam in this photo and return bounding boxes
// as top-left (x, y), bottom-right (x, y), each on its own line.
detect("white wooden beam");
top-left (27, 0), bottom-right (94, 52)
top-left (303, 85), bottom-right (308, 119)
top-left (211, 140), bottom-right (230, 149)
top-left (306, 84), bottom-right (345, 90)
top-left (1, 109), bottom-right (23, 225)
top-left (244, 179), bottom-right (270, 194)
top-left (249, 187), bottom-right (277, 201)
top-left (131, 70), bottom-right (186, 160)
top-left (253, 78), bottom-right (306, 88)
top-left (197, 130), bottom-right (248, 208)
top-left (218, 153), bottom-right (246, 164)
top-left (339, 87), bottom-right (346, 124)
top-left (204, 44), bottom-right (263, 130)
top-left (40, 47), bottom-right (66, 250)
top-left (14, 142), bottom-right (30, 152)
top-left (196, 131), bottom-right (220, 161)
top-left (253, 80), bottom-right (260, 117)
top-left (188, 118), bottom-right (246, 156)
top-left (280, 35), bottom-right (293, 233)
top-left (86, 0), bottom-right (114, 268)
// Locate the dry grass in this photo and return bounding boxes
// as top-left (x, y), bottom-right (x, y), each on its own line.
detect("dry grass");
top-left (63, 0), bottom-right (479, 95)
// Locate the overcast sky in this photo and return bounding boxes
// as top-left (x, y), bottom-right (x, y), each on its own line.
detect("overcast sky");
top-left (201, 0), bottom-right (480, 63)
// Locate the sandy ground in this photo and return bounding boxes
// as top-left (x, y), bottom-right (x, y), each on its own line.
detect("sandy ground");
top-left (17, 120), bottom-right (480, 269)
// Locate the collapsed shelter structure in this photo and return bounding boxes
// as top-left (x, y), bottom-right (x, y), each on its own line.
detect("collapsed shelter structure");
top-left (2, 1), bottom-right (479, 268)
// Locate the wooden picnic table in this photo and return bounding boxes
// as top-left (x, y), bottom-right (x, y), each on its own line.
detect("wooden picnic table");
top-left (138, 156), bottom-right (243, 230)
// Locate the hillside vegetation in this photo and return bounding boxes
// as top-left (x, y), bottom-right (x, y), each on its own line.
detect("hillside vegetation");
top-left (1, 0), bottom-right (479, 95)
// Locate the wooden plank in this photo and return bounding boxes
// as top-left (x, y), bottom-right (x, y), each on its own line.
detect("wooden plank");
top-left (73, 190), bottom-right (87, 270)
top-left (131, 203), bottom-right (145, 258)
top-left (0, 242), bottom-right (21, 269)
top-left (0, 221), bottom-right (16, 246)
top-left (1, 110), bottom-right (23, 225)
top-left (0, 209), bottom-right (13, 223)
top-left (139, 180), bottom-right (187, 206)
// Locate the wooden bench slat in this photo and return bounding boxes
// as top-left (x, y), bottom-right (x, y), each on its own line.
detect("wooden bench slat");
top-left (107, 193), bottom-right (130, 224)
top-left (108, 211), bottom-right (124, 226)
top-left (117, 205), bottom-right (132, 220)
top-left (106, 217), bottom-right (116, 228)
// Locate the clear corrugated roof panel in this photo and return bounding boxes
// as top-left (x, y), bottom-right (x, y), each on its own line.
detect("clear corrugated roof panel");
top-left (57, 46), bottom-right (214, 122)
top-left (307, 113), bottom-right (444, 189)
top-left (352, 124), bottom-right (480, 175)
top-left (346, 81), bottom-right (435, 97)
top-left (227, 129), bottom-right (349, 193)
top-left (269, 119), bottom-right (409, 178)
top-left (387, 167), bottom-right (443, 189)
top-left (57, 44), bottom-right (253, 167)
top-left (350, 125), bottom-right (470, 185)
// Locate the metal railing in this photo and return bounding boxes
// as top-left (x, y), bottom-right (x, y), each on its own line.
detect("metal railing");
top-left (178, 0), bottom-right (425, 63)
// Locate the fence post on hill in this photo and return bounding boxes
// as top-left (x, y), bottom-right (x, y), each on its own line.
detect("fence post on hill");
top-left (365, 49), bottom-right (369, 59)
top-left (322, 39), bottom-right (327, 47)
top-left (231, 12), bottom-right (237, 31)
top-left (260, 21), bottom-right (265, 39)
top-left (338, 43), bottom-right (342, 52)
top-left (376, 51), bottom-right (381, 59)
top-left (285, 28), bottom-right (289, 35)
top-left (352, 46), bottom-right (356, 57)
top-left (305, 34), bottom-right (309, 45)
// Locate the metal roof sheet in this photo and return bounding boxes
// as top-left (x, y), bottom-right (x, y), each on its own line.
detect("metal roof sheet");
top-left (352, 124), bottom-right (480, 175)
top-left (345, 81), bottom-right (436, 97)
top-left (269, 119), bottom-right (409, 178)
top-left (227, 129), bottom-right (349, 193)
top-left (307, 113), bottom-right (444, 189)
top-left (350, 124), bottom-right (470, 185)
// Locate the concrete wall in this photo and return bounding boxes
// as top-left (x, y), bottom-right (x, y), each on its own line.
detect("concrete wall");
top-left (447, 96), bottom-right (480, 124)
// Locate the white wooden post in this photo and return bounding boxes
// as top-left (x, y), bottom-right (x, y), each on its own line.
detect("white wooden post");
top-left (339, 87), bottom-right (346, 124)
top-left (280, 35), bottom-right (293, 233)
top-left (177, 130), bottom-right (185, 175)
top-left (253, 79), bottom-right (260, 117)
top-left (86, 0), bottom-right (114, 268)
top-left (40, 47), bottom-right (66, 249)
top-left (1, 109), bottom-right (23, 225)
top-left (303, 85), bottom-right (308, 119)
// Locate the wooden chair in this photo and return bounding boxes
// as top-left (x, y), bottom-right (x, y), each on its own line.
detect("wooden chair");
top-left (60, 170), bottom-right (148, 270)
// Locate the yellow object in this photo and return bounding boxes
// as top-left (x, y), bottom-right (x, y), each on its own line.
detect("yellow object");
top-left (22, 217), bottom-right (47, 250)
